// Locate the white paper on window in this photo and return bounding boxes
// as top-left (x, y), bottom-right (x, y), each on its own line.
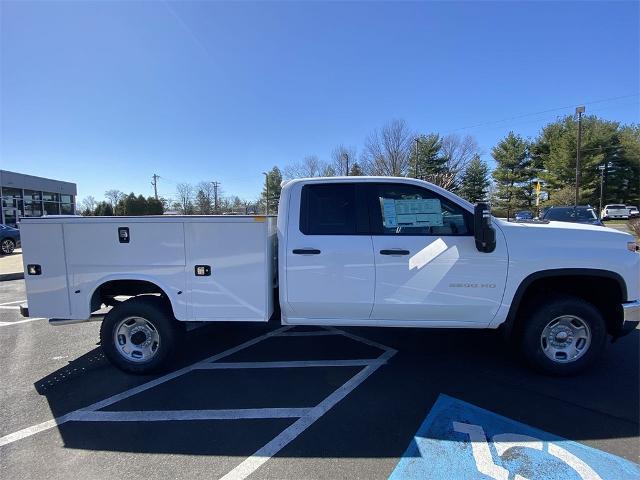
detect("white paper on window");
top-left (380, 198), bottom-right (443, 227)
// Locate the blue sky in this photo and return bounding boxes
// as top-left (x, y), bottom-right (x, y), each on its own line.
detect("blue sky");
top-left (1, 1), bottom-right (638, 204)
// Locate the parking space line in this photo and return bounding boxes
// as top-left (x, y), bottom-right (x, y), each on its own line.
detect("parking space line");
top-left (0, 300), bottom-right (26, 306)
top-left (0, 305), bottom-right (21, 310)
top-left (221, 347), bottom-right (397, 480)
top-left (0, 318), bottom-right (46, 327)
top-left (194, 359), bottom-right (386, 370)
top-left (66, 408), bottom-right (312, 422)
top-left (0, 325), bottom-right (292, 448)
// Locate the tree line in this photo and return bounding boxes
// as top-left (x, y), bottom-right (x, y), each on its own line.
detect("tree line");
top-left (79, 114), bottom-right (639, 218)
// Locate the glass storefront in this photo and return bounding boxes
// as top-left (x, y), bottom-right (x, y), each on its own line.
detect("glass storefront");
top-left (0, 187), bottom-right (74, 226)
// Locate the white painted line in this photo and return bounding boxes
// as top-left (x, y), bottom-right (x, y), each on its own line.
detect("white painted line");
top-left (0, 317), bottom-right (46, 327)
top-left (220, 348), bottom-right (397, 480)
top-left (67, 408), bottom-right (311, 422)
top-left (0, 299), bottom-right (26, 306)
top-left (274, 331), bottom-right (340, 337)
top-left (0, 325), bottom-right (291, 448)
top-left (0, 305), bottom-right (20, 310)
top-left (327, 327), bottom-right (396, 353)
top-left (195, 359), bottom-right (386, 370)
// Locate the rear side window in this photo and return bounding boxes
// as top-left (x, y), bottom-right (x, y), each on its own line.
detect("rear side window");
top-left (300, 184), bottom-right (358, 235)
top-left (368, 183), bottom-right (471, 236)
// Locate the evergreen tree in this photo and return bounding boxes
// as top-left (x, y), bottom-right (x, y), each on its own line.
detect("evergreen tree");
top-left (146, 197), bottom-right (164, 215)
top-left (409, 133), bottom-right (449, 181)
top-left (459, 154), bottom-right (490, 203)
top-left (94, 201), bottom-right (114, 216)
top-left (349, 163), bottom-right (364, 176)
top-left (491, 132), bottom-right (533, 218)
top-left (195, 189), bottom-right (213, 214)
top-left (262, 166), bottom-right (283, 214)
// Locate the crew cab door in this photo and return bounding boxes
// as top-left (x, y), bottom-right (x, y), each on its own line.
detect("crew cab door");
top-left (368, 182), bottom-right (508, 326)
top-left (284, 182), bottom-right (374, 320)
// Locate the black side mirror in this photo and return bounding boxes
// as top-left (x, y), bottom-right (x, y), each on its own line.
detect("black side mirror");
top-left (474, 203), bottom-right (496, 253)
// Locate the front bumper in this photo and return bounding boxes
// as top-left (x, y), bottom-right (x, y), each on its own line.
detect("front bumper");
top-left (620, 300), bottom-right (640, 335)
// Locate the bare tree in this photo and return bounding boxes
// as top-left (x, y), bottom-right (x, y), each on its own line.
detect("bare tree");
top-left (194, 181), bottom-right (215, 214)
top-left (283, 155), bottom-right (330, 179)
top-left (80, 196), bottom-right (96, 214)
top-left (440, 134), bottom-right (481, 190)
top-left (175, 183), bottom-right (194, 214)
top-left (104, 189), bottom-right (124, 215)
top-left (331, 145), bottom-right (357, 176)
top-left (361, 119), bottom-right (413, 176)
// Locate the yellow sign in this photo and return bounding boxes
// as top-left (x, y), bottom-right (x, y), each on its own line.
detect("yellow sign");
top-left (535, 181), bottom-right (541, 194)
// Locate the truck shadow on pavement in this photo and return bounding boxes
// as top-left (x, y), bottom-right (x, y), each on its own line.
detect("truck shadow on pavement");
top-left (32, 324), bottom-right (640, 464)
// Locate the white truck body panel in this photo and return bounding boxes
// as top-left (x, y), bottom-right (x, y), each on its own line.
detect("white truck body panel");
top-left (21, 216), bottom-right (276, 322)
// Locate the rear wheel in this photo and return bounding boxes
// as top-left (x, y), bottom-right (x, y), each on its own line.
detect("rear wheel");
top-left (100, 296), bottom-right (182, 374)
top-left (521, 295), bottom-right (606, 375)
top-left (0, 238), bottom-right (15, 255)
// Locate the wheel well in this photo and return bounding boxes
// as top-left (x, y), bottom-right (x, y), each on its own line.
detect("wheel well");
top-left (90, 280), bottom-right (174, 317)
top-left (507, 273), bottom-right (625, 337)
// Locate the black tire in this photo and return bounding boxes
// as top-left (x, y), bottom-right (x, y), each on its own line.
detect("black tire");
top-left (0, 238), bottom-right (15, 255)
top-left (100, 296), bottom-right (183, 374)
top-left (521, 295), bottom-right (607, 376)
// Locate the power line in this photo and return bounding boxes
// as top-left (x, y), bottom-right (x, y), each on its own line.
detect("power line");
top-left (444, 93), bottom-right (639, 134)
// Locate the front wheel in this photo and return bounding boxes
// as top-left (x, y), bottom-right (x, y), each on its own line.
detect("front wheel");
top-left (521, 295), bottom-right (607, 376)
top-left (100, 296), bottom-right (182, 374)
top-left (0, 238), bottom-right (15, 255)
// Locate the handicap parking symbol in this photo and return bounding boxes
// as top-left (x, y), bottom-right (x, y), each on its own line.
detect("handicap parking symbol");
top-left (390, 394), bottom-right (640, 480)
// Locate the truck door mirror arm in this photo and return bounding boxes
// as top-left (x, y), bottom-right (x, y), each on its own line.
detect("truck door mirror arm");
top-left (474, 203), bottom-right (496, 253)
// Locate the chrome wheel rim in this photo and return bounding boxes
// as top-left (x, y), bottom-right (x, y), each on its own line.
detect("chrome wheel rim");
top-left (113, 316), bottom-right (161, 363)
top-left (540, 315), bottom-right (591, 363)
top-left (1, 240), bottom-right (13, 254)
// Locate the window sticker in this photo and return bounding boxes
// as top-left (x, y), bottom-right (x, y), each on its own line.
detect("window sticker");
top-left (380, 198), bottom-right (444, 227)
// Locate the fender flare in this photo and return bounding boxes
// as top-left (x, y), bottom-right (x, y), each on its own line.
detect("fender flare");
top-left (502, 268), bottom-right (627, 336)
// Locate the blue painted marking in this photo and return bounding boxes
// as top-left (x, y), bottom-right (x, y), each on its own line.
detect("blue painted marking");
top-left (389, 394), bottom-right (640, 480)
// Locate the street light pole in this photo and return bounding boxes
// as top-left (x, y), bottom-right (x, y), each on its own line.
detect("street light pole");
top-left (262, 172), bottom-right (269, 214)
top-left (343, 152), bottom-right (349, 176)
top-left (414, 137), bottom-right (420, 179)
top-left (598, 164), bottom-right (606, 218)
top-left (575, 106), bottom-right (585, 209)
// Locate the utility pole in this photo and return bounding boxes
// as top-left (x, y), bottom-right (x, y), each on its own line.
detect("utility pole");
top-left (575, 106), bottom-right (585, 209)
top-left (262, 172), bottom-right (269, 214)
top-left (414, 138), bottom-right (420, 179)
top-left (343, 152), bottom-right (349, 176)
top-left (151, 174), bottom-right (159, 200)
top-left (211, 181), bottom-right (220, 214)
top-left (598, 164), bottom-right (606, 218)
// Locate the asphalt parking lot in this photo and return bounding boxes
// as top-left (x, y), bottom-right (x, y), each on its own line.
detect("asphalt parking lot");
top-left (1, 278), bottom-right (639, 479)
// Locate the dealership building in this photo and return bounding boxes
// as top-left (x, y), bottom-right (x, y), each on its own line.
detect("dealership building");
top-left (0, 170), bottom-right (77, 227)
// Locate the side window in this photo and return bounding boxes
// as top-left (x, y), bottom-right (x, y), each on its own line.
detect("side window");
top-left (370, 183), bottom-right (471, 236)
top-left (300, 184), bottom-right (357, 235)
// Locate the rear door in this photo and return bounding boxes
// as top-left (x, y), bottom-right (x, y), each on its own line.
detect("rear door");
top-left (284, 182), bottom-right (375, 321)
top-left (368, 182), bottom-right (508, 326)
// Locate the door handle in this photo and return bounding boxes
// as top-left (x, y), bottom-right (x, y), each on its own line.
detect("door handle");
top-left (292, 248), bottom-right (321, 255)
top-left (380, 249), bottom-right (410, 256)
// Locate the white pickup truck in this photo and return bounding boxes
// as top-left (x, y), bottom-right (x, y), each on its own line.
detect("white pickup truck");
top-left (19, 177), bottom-right (640, 375)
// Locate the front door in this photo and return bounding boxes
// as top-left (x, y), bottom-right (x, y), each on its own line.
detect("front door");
top-left (284, 182), bottom-right (375, 321)
top-left (368, 182), bottom-right (508, 326)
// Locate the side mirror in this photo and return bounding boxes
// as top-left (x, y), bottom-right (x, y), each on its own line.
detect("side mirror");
top-left (474, 203), bottom-right (496, 253)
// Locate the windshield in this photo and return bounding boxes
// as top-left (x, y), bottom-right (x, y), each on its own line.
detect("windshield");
top-left (544, 208), bottom-right (597, 221)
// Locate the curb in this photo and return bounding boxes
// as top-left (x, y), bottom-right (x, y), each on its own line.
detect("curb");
top-left (0, 272), bottom-right (24, 282)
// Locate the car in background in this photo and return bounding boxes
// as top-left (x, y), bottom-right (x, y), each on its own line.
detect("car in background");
top-left (601, 204), bottom-right (629, 220)
top-left (514, 210), bottom-right (534, 221)
top-left (541, 206), bottom-right (603, 226)
top-left (627, 206), bottom-right (639, 219)
top-left (0, 224), bottom-right (21, 255)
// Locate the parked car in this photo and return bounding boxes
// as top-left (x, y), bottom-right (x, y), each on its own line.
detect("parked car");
top-left (19, 177), bottom-right (640, 376)
top-left (627, 206), bottom-right (639, 219)
top-left (542, 206), bottom-right (603, 226)
top-left (601, 204), bottom-right (629, 220)
top-left (514, 210), bottom-right (534, 221)
top-left (0, 224), bottom-right (21, 255)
